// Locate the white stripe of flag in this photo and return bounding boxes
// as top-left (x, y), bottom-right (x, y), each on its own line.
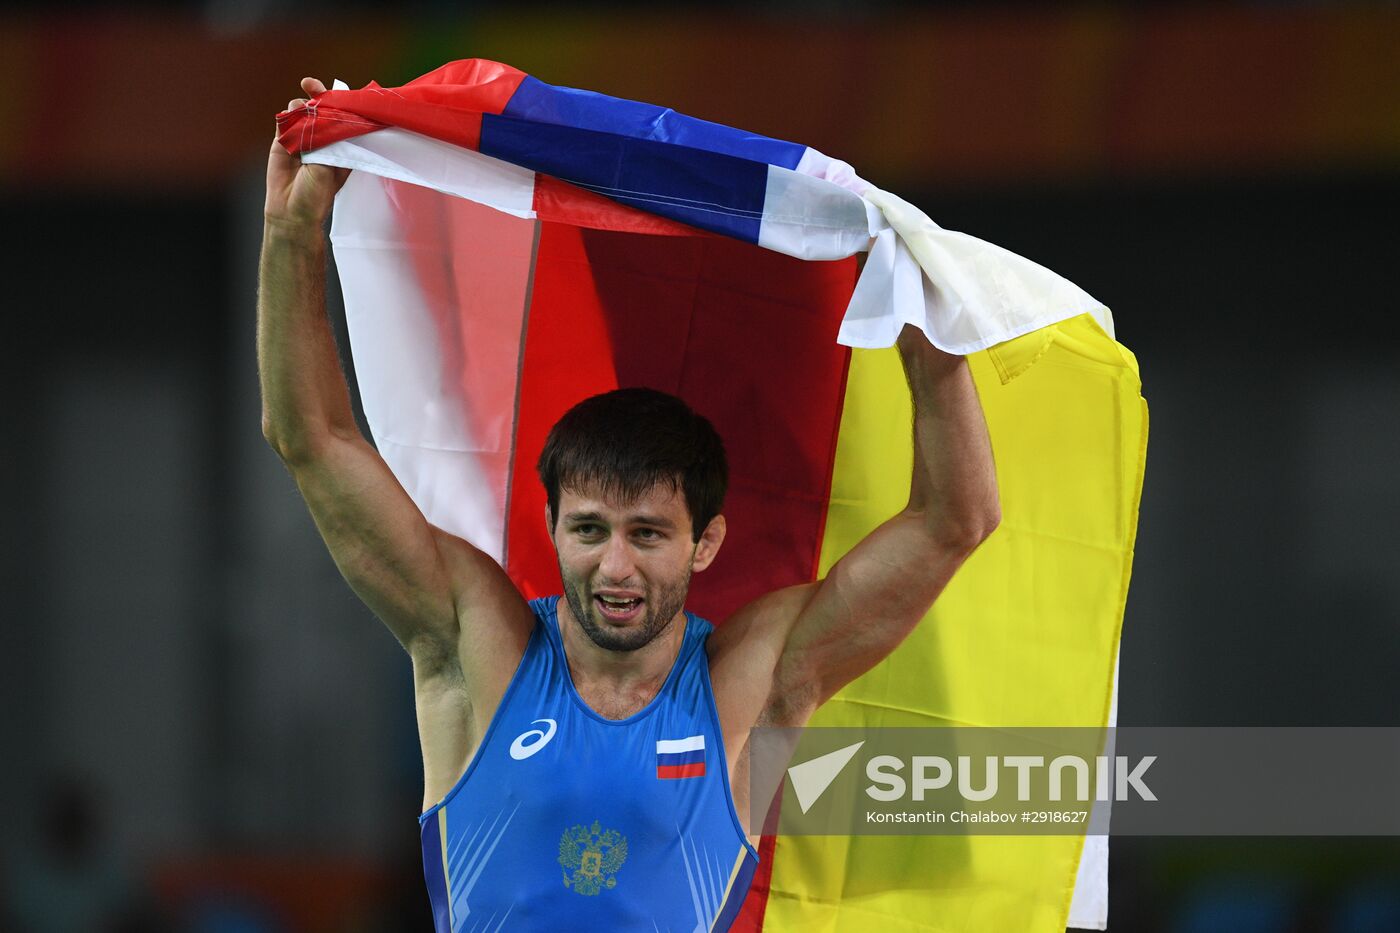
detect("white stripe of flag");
top-left (656, 735), bottom-right (705, 754)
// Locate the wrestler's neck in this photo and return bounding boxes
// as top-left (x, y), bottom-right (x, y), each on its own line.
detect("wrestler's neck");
top-left (557, 598), bottom-right (688, 700)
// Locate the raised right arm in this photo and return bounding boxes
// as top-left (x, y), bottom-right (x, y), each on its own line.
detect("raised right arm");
top-left (257, 80), bottom-right (530, 675)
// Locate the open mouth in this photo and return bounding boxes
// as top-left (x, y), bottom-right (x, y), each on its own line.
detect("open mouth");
top-left (594, 594), bottom-right (644, 622)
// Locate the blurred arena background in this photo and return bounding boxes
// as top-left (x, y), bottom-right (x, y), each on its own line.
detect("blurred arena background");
top-left (2, 1), bottom-right (1398, 931)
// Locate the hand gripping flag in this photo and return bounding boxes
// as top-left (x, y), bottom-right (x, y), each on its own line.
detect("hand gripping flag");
top-left (277, 59), bottom-right (1147, 933)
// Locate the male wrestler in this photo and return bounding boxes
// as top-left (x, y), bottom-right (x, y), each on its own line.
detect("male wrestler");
top-left (259, 77), bottom-right (999, 931)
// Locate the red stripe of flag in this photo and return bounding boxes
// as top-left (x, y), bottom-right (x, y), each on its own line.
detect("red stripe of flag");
top-left (278, 59), bottom-right (528, 156)
top-left (503, 222), bottom-right (855, 622)
top-left (533, 175), bottom-right (715, 238)
top-left (657, 762), bottom-right (707, 780)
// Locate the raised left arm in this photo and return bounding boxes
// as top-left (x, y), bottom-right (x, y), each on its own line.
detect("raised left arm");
top-left (771, 323), bottom-right (1001, 715)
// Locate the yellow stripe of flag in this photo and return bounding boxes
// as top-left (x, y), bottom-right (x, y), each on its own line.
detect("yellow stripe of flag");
top-left (765, 313), bottom-right (1148, 932)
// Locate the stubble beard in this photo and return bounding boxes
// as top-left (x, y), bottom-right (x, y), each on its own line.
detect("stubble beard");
top-left (560, 565), bottom-right (692, 653)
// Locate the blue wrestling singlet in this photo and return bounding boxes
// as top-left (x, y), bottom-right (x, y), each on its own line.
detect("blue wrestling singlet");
top-left (419, 596), bottom-right (760, 932)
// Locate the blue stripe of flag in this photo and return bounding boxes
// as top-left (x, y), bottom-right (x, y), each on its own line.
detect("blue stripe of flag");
top-left (501, 76), bottom-right (807, 169)
top-left (479, 112), bottom-right (771, 243)
top-left (657, 748), bottom-right (706, 767)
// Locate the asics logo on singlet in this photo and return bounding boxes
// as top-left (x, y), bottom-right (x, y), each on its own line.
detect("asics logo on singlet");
top-left (509, 718), bottom-right (558, 760)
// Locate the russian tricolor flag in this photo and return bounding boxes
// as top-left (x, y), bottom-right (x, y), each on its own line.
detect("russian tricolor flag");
top-left (277, 58), bottom-right (1112, 355)
top-left (656, 736), bottom-right (706, 780)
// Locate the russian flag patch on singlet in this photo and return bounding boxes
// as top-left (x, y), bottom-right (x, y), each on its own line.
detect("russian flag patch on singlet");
top-left (656, 735), bottom-right (706, 779)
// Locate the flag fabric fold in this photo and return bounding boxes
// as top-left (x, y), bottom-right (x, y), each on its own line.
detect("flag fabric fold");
top-left (278, 59), bottom-right (1146, 932)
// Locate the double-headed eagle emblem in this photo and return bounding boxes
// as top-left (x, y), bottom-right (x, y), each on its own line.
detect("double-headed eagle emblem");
top-left (558, 820), bottom-right (628, 895)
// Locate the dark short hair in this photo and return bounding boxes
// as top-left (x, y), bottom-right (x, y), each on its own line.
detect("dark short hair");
top-left (537, 388), bottom-right (727, 541)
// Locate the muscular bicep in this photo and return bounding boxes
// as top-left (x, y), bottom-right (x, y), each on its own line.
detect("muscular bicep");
top-left (774, 512), bottom-right (984, 712)
top-left (283, 432), bottom-right (465, 654)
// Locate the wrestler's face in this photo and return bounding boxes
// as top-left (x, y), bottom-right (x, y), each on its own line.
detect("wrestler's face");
top-left (550, 479), bottom-right (725, 653)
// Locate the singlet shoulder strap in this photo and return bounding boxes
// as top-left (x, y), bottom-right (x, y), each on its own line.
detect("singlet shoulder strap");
top-left (528, 595), bottom-right (562, 648)
top-left (682, 610), bottom-right (713, 649)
